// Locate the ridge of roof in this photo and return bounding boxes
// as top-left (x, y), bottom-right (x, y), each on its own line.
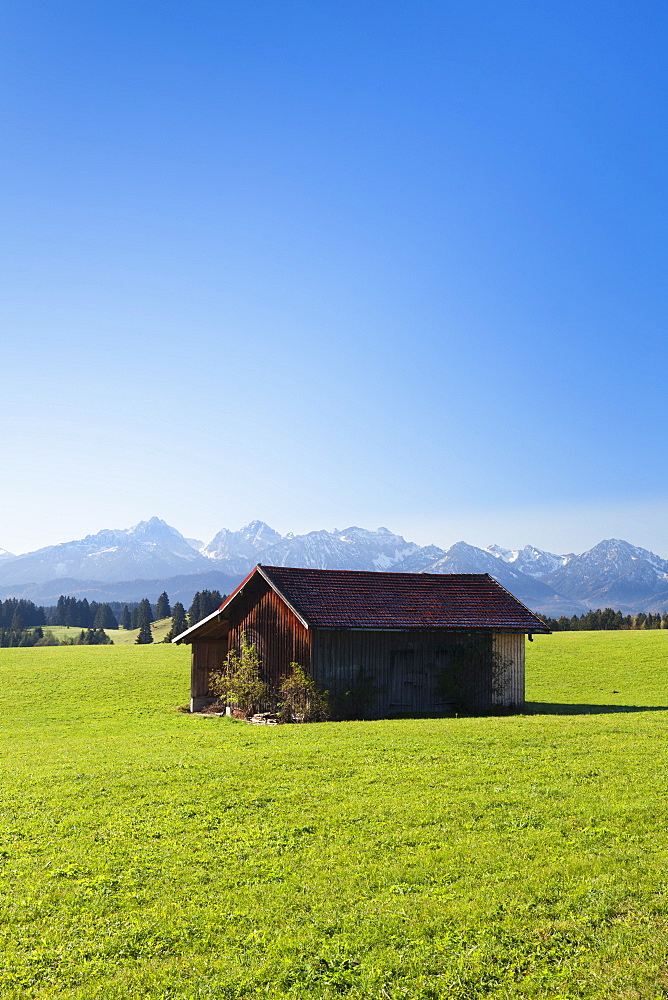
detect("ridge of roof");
top-left (173, 564), bottom-right (550, 641)
top-left (258, 565), bottom-right (549, 633)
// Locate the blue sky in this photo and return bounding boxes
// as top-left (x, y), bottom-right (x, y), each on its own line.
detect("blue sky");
top-left (2, 1), bottom-right (667, 556)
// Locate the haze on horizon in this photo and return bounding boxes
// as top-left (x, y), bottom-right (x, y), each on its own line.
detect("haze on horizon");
top-left (2, 2), bottom-right (667, 558)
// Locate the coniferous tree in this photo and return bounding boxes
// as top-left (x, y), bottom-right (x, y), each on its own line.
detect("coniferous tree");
top-left (187, 592), bottom-right (201, 628)
top-left (156, 592), bottom-right (171, 620)
top-left (0, 599), bottom-right (44, 628)
top-left (208, 590), bottom-right (223, 615)
top-left (131, 606), bottom-right (140, 629)
top-left (93, 604), bottom-right (118, 629)
top-left (188, 590), bottom-right (224, 627)
top-left (54, 596), bottom-right (67, 626)
top-left (137, 598), bottom-right (154, 626)
top-left (165, 602), bottom-right (187, 642)
top-left (135, 621), bottom-right (153, 644)
top-left (71, 599), bottom-right (80, 627)
top-left (120, 606), bottom-right (131, 630)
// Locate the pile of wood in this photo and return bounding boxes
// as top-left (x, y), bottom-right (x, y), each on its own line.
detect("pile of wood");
top-left (247, 712), bottom-right (280, 725)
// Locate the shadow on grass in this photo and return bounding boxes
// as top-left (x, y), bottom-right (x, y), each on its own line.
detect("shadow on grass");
top-left (525, 702), bottom-right (668, 715)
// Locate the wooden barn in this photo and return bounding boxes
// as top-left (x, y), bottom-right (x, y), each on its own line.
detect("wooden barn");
top-left (173, 565), bottom-right (550, 717)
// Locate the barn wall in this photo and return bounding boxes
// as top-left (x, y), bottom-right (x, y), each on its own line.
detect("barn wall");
top-left (311, 629), bottom-right (496, 717)
top-left (492, 632), bottom-right (525, 707)
top-left (191, 639), bottom-right (228, 711)
top-left (226, 584), bottom-right (311, 696)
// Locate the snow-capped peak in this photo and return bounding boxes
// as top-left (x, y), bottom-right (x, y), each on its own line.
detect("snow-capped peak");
top-left (485, 543), bottom-right (573, 579)
top-left (3, 520), bottom-right (668, 616)
top-left (201, 520), bottom-right (283, 571)
top-left (486, 544), bottom-right (519, 562)
top-left (127, 516), bottom-right (180, 538)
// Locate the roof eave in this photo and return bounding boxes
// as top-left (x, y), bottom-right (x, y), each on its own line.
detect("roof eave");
top-left (303, 624), bottom-right (551, 632)
top-left (171, 566), bottom-right (261, 643)
top-left (171, 605), bottom-right (226, 643)
top-left (481, 573), bottom-right (552, 634)
top-left (172, 564), bottom-right (313, 643)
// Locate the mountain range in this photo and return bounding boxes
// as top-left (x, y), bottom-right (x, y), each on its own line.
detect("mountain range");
top-left (1, 517), bottom-right (668, 615)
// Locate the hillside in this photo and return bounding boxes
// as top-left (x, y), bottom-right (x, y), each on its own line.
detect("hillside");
top-left (106, 617), bottom-right (173, 645)
top-left (38, 618), bottom-right (174, 645)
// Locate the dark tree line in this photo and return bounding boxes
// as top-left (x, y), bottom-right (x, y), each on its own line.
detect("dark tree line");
top-left (540, 608), bottom-right (668, 631)
top-left (0, 588), bottom-right (226, 646)
top-left (72, 628), bottom-right (113, 645)
top-left (162, 591), bottom-right (225, 643)
top-left (51, 596), bottom-right (118, 629)
top-left (49, 594), bottom-right (166, 630)
top-left (0, 626), bottom-right (55, 647)
top-left (0, 625), bottom-right (111, 647)
top-left (0, 599), bottom-right (46, 631)
top-left (188, 590), bottom-right (224, 627)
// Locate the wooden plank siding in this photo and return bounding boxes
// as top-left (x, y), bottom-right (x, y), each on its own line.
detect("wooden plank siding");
top-left (492, 632), bottom-right (525, 707)
top-left (191, 638), bottom-right (228, 712)
top-left (191, 576), bottom-right (312, 711)
top-left (225, 579), bottom-right (311, 697)
top-left (191, 624), bottom-right (525, 716)
top-left (311, 629), bottom-right (497, 717)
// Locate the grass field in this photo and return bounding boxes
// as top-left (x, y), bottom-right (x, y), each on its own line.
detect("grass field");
top-left (1, 631), bottom-right (668, 998)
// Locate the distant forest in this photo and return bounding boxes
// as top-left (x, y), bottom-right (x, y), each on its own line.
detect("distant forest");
top-left (0, 589), bottom-right (226, 647)
top-left (2, 591), bottom-right (667, 646)
top-left (539, 608), bottom-right (668, 631)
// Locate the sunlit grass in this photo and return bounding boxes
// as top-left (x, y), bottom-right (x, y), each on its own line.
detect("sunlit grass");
top-left (1, 634), bottom-right (667, 997)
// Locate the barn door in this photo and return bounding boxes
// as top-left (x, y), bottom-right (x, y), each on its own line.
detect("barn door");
top-left (388, 649), bottom-right (426, 713)
top-left (388, 647), bottom-right (456, 715)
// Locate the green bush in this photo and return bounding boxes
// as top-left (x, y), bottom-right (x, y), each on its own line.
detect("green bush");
top-left (279, 663), bottom-right (330, 722)
top-left (210, 633), bottom-right (267, 716)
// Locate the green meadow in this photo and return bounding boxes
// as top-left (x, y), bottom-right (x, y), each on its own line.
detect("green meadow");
top-left (1, 631), bottom-right (668, 998)
top-left (42, 618), bottom-right (173, 645)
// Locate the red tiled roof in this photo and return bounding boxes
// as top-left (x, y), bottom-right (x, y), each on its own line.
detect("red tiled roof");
top-left (255, 566), bottom-right (549, 632)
